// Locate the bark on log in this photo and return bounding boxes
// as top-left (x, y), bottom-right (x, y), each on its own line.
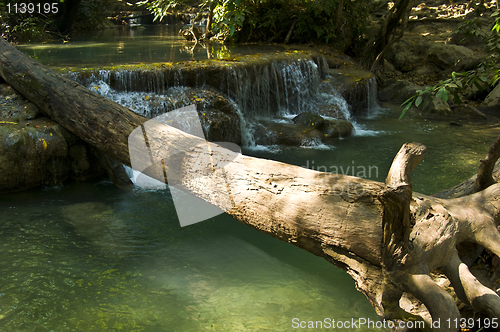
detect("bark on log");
top-left (2, 38), bottom-right (500, 331)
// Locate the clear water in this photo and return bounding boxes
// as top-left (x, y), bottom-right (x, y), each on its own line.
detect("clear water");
top-left (16, 25), bottom-right (285, 69)
top-left (2, 106), bottom-right (498, 331)
top-left (0, 182), bottom-right (381, 332)
top-left (4, 29), bottom-right (500, 331)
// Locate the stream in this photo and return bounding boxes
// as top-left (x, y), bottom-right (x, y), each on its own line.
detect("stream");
top-left (2, 25), bottom-right (500, 332)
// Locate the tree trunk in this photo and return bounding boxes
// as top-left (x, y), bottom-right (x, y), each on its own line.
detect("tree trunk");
top-left (205, 0), bottom-right (216, 39)
top-left (362, 0), bottom-right (412, 70)
top-left (55, 0), bottom-right (83, 33)
top-left (2, 38), bottom-right (500, 331)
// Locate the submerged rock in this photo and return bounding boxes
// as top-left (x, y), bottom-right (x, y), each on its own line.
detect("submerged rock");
top-left (254, 114), bottom-right (353, 146)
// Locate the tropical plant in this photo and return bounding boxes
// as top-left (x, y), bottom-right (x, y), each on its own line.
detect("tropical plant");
top-left (400, 9), bottom-right (500, 119)
top-left (136, 0), bottom-right (188, 22)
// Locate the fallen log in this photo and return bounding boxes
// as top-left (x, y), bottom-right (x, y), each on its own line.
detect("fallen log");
top-left (1, 37), bottom-right (500, 331)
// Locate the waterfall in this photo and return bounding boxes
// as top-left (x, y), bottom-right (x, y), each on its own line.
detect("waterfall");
top-left (68, 55), bottom-right (378, 147)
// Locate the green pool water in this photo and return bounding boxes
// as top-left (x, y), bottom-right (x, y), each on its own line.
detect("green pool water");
top-left (5, 28), bottom-right (500, 331)
top-left (16, 25), bottom-right (285, 70)
top-left (1, 105), bottom-right (499, 332)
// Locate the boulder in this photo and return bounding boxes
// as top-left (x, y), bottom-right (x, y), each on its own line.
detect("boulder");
top-left (141, 87), bottom-right (242, 145)
top-left (385, 40), bottom-right (427, 73)
top-left (378, 80), bottom-right (425, 102)
top-left (0, 85), bottom-right (106, 193)
top-left (292, 112), bottom-right (326, 130)
top-left (427, 44), bottom-right (474, 70)
top-left (0, 117), bottom-right (104, 193)
top-left (315, 104), bottom-right (347, 120)
top-left (253, 121), bottom-right (324, 146)
top-left (323, 119), bottom-right (354, 139)
top-left (393, 52), bottom-right (421, 73)
top-left (0, 84), bottom-right (40, 121)
top-left (410, 66), bottom-right (435, 77)
top-left (199, 108), bottom-right (241, 144)
top-left (253, 116), bottom-right (353, 146)
top-left (422, 96), bottom-right (452, 115)
top-left (483, 84), bottom-right (500, 108)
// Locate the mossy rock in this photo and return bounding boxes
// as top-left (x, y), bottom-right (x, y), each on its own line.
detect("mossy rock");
top-left (323, 119), bottom-right (354, 140)
top-left (0, 84), bottom-right (41, 122)
top-left (0, 117), bottom-right (104, 193)
top-left (292, 112), bottom-right (326, 130)
top-left (253, 121), bottom-right (324, 146)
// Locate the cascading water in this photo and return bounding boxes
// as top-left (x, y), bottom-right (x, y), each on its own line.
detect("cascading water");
top-left (70, 55), bottom-right (379, 148)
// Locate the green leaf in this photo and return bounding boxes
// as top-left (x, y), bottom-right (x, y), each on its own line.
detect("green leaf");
top-left (399, 103), bottom-right (411, 120)
top-left (436, 87), bottom-right (448, 103)
top-left (401, 95), bottom-right (415, 107)
top-left (415, 95), bottom-right (423, 107)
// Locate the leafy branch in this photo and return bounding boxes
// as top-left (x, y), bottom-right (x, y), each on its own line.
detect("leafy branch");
top-left (399, 70), bottom-right (490, 119)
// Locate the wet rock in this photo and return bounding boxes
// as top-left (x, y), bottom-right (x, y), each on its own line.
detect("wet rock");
top-left (315, 104), bottom-right (346, 120)
top-left (0, 84), bottom-right (40, 121)
top-left (292, 112), bottom-right (326, 130)
top-left (253, 121), bottom-right (324, 146)
top-left (323, 119), bottom-right (354, 139)
top-left (199, 108), bottom-right (241, 144)
top-left (326, 68), bottom-right (376, 116)
top-left (378, 79), bottom-right (424, 102)
top-left (141, 87), bottom-right (241, 145)
top-left (254, 116), bottom-right (353, 146)
top-left (0, 117), bottom-right (103, 193)
top-left (427, 44), bottom-right (474, 70)
top-left (0, 85), bottom-right (105, 193)
top-left (92, 149), bottom-right (133, 189)
top-left (483, 84), bottom-right (500, 108)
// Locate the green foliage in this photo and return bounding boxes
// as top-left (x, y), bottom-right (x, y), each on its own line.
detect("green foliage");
top-left (212, 0), bottom-right (247, 37)
top-left (399, 70), bottom-right (491, 119)
top-left (137, 0), bottom-right (188, 22)
top-left (138, 0), bottom-right (369, 46)
top-left (0, 1), bottom-right (57, 43)
top-left (401, 9), bottom-right (500, 119)
top-left (487, 10), bottom-right (500, 58)
top-left (73, 0), bottom-right (115, 30)
top-left (234, 0), bottom-right (369, 46)
top-left (452, 9), bottom-right (500, 58)
top-left (138, 0), bottom-right (246, 38)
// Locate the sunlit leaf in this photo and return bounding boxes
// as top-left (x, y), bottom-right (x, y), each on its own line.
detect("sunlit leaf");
top-left (399, 103), bottom-right (411, 120)
top-left (415, 95), bottom-right (423, 107)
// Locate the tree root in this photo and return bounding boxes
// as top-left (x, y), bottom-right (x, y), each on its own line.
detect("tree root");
top-left (380, 142), bottom-right (500, 331)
